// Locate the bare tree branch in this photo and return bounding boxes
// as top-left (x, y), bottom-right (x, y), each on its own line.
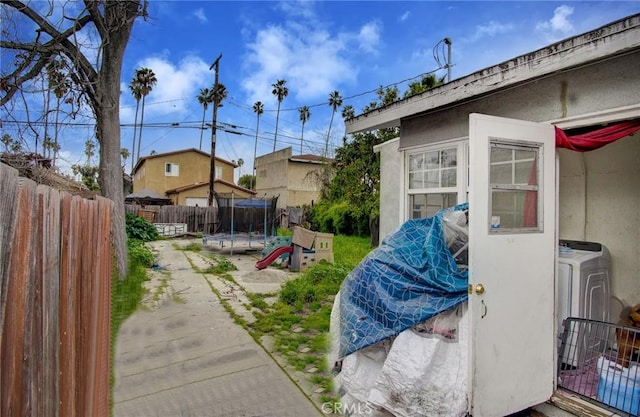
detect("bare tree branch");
top-left (84, 0), bottom-right (107, 38)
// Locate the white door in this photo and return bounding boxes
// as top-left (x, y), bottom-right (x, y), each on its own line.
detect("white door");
top-left (468, 113), bottom-right (557, 417)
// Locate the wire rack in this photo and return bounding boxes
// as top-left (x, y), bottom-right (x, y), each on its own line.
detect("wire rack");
top-left (558, 318), bottom-right (639, 416)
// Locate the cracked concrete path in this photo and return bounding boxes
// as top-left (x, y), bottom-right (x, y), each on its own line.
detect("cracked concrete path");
top-left (113, 240), bottom-right (322, 417)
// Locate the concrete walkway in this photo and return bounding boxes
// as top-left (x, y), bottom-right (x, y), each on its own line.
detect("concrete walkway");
top-left (113, 240), bottom-right (322, 417)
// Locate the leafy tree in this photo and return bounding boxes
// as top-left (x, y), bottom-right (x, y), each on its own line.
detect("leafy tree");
top-left (298, 105), bottom-right (311, 154)
top-left (404, 73), bottom-right (445, 98)
top-left (326, 90), bottom-right (343, 157)
top-left (133, 67), bottom-right (157, 161)
top-left (311, 86), bottom-right (402, 241)
top-left (0, 0), bottom-right (148, 278)
top-left (271, 79), bottom-right (288, 152)
top-left (238, 174), bottom-right (255, 190)
top-left (121, 147), bottom-right (130, 169)
top-left (197, 87), bottom-right (212, 150)
top-left (251, 101), bottom-right (264, 190)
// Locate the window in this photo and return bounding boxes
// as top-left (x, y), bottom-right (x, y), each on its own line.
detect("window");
top-left (407, 143), bottom-right (465, 219)
top-left (215, 166), bottom-right (222, 179)
top-left (165, 163), bottom-right (179, 177)
top-left (488, 140), bottom-right (541, 231)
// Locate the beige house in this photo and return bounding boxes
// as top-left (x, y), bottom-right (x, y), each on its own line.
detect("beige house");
top-left (254, 147), bottom-right (331, 210)
top-left (132, 148), bottom-right (254, 205)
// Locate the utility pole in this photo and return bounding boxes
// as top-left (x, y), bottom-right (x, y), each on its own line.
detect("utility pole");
top-left (208, 53), bottom-right (222, 207)
top-left (444, 38), bottom-right (452, 83)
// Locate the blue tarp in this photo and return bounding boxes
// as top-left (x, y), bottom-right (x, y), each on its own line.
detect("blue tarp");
top-left (338, 203), bottom-right (469, 358)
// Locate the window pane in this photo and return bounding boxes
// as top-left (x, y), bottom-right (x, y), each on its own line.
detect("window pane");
top-left (425, 151), bottom-right (440, 169)
top-left (491, 148), bottom-right (512, 162)
top-left (514, 160), bottom-right (535, 184)
top-left (425, 171), bottom-right (439, 188)
top-left (442, 168), bottom-right (457, 187)
top-left (490, 163), bottom-right (512, 184)
top-left (409, 172), bottom-right (423, 189)
top-left (515, 149), bottom-right (535, 161)
top-left (491, 190), bottom-right (536, 228)
top-left (409, 153), bottom-right (423, 171)
top-left (410, 193), bottom-right (457, 219)
top-left (442, 148), bottom-right (457, 168)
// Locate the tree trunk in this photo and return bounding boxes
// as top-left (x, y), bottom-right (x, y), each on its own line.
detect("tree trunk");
top-left (96, 6), bottom-right (138, 279)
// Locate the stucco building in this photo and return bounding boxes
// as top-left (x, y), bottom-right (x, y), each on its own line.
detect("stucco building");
top-left (131, 148), bottom-right (254, 205)
top-left (254, 147), bottom-right (332, 210)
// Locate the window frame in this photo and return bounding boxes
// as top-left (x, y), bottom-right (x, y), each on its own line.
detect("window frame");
top-left (404, 139), bottom-right (469, 220)
top-left (164, 162), bottom-right (180, 177)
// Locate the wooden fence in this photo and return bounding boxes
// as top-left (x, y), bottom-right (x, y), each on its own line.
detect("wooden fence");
top-left (0, 163), bottom-right (111, 417)
top-left (125, 204), bottom-right (218, 233)
top-left (125, 196), bottom-right (280, 235)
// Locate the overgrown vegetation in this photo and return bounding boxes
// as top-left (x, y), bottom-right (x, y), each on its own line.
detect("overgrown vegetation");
top-left (246, 234), bottom-right (372, 402)
top-left (309, 75), bottom-right (444, 241)
top-left (125, 213), bottom-right (159, 242)
top-left (110, 238), bottom-right (155, 410)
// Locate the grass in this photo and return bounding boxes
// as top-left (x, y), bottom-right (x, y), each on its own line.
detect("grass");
top-left (110, 240), bottom-right (154, 415)
top-left (245, 234), bottom-right (373, 402)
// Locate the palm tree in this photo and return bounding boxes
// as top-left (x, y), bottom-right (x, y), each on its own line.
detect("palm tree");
top-left (298, 106), bottom-right (310, 154)
top-left (251, 101), bottom-right (264, 190)
top-left (134, 67), bottom-right (157, 161)
top-left (237, 158), bottom-right (244, 176)
top-left (197, 87), bottom-right (212, 150)
top-left (271, 79), bottom-right (288, 152)
top-left (341, 104), bottom-right (355, 120)
top-left (210, 82), bottom-right (227, 110)
top-left (129, 78), bottom-right (142, 171)
top-left (326, 90), bottom-right (343, 157)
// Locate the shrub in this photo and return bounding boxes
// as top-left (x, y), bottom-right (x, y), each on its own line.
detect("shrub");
top-left (125, 213), bottom-right (159, 241)
top-left (127, 239), bottom-right (155, 267)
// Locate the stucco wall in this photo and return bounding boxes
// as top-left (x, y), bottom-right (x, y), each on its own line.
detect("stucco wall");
top-left (286, 161), bottom-right (324, 207)
top-left (133, 151), bottom-right (235, 195)
top-left (255, 148), bottom-right (291, 207)
top-left (558, 134), bottom-right (640, 304)
top-left (375, 138), bottom-right (403, 240)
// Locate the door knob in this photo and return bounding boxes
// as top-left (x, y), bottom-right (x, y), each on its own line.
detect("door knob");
top-left (475, 284), bottom-right (485, 295)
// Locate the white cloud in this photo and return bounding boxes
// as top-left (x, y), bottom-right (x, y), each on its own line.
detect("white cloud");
top-left (121, 54), bottom-right (210, 120)
top-left (536, 5), bottom-right (574, 34)
top-left (241, 16), bottom-right (380, 105)
top-left (356, 21), bottom-right (382, 54)
top-left (193, 8), bottom-right (207, 23)
top-left (464, 20), bottom-right (515, 43)
top-left (399, 11), bottom-right (411, 22)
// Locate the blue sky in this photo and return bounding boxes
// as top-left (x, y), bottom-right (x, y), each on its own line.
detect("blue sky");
top-left (4, 1), bottom-right (640, 180)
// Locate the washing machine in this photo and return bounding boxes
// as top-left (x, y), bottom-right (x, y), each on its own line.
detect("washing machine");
top-left (557, 239), bottom-right (611, 366)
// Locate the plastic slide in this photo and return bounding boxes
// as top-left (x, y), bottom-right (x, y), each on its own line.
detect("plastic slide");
top-left (255, 246), bottom-right (294, 270)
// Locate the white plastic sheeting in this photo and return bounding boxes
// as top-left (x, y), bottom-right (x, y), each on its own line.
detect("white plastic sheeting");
top-left (332, 302), bottom-right (469, 417)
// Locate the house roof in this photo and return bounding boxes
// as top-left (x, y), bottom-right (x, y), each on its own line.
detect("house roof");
top-left (346, 14), bottom-right (640, 134)
top-left (125, 188), bottom-right (170, 200)
top-left (289, 154), bottom-right (333, 164)
top-left (165, 179), bottom-right (256, 196)
top-left (131, 148), bottom-right (238, 174)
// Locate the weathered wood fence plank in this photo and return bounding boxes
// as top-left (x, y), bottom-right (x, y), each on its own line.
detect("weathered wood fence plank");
top-left (0, 163), bottom-right (112, 417)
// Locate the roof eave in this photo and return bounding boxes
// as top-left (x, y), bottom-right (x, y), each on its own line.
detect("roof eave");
top-left (345, 14), bottom-right (640, 134)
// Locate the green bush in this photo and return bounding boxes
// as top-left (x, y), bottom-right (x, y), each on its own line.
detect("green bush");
top-left (308, 201), bottom-right (367, 236)
top-left (125, 213), bottom-right (159, 241)
top-left (127, 239), bottom-right (155, 267)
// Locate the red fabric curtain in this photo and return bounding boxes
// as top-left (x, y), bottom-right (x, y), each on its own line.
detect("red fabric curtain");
top-left (555, 119), bottom-right (640, 152)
